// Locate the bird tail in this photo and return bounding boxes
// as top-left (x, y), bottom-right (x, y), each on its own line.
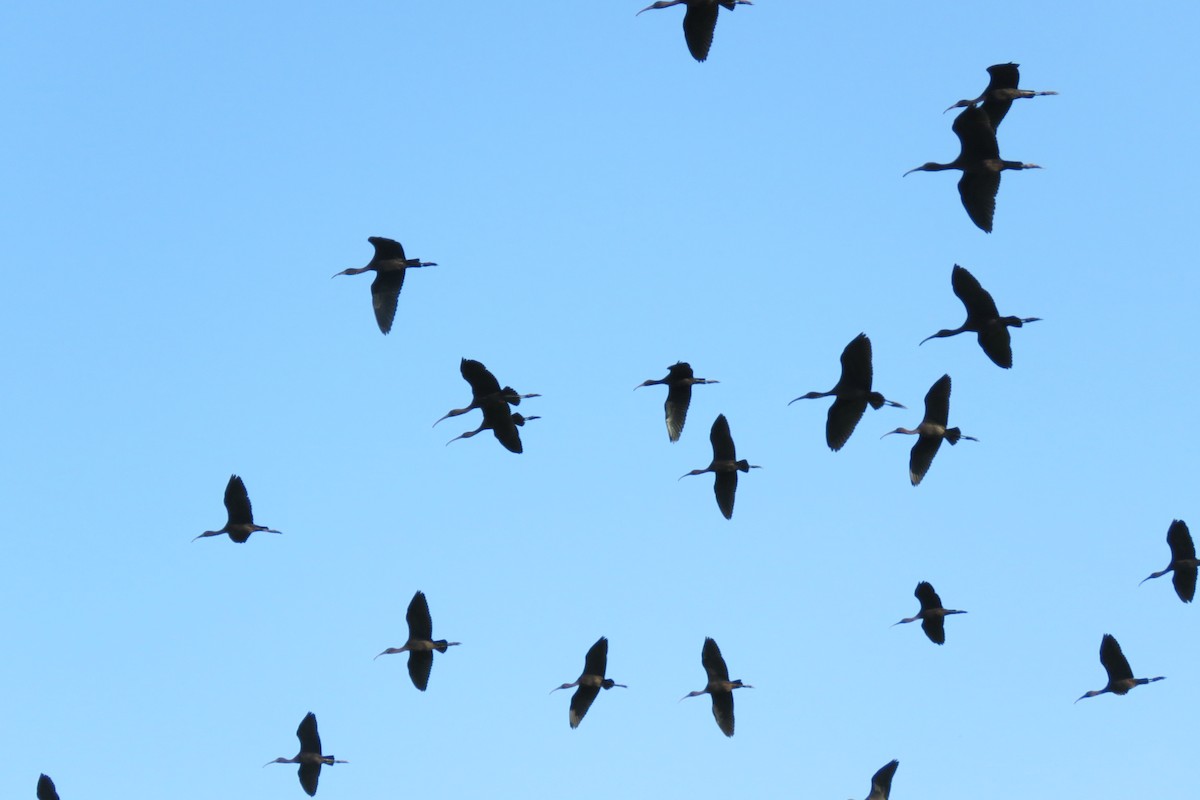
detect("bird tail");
top-left (736, 459), bottom-right (751, 472)
top-left (944, 428), bottom-right (963, 445)
top-left (502, 386), bottom-right (522, 406)
top-left (868, 392), bottom-right (886, 410)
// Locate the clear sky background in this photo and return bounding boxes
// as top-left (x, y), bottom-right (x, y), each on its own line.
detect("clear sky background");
top-left (3, 2), bottom-right (1198, 798)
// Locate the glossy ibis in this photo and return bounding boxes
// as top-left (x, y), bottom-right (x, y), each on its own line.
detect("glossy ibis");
top-left (893, 581), bottom-right (966, 645)
top-left (861, 760), bottom-right (899, 800)
top-left (551, 636), bottom-right (627, 728)
top-left (636, 361), bottom-right (718, 442)
top-left (264, 712), bottom-right (347, 797)
top-left (37, 774), bottom-right (60, 800)
top-left (637, 0), bottom-right (752, 63)
top-left (920, 265), bottom-right (1040, 369)
top-left (945, 63), bottom-right (1058, 130)
top-left (332, 236), bottom-right (436, 334)
top-left (193, 475), bottom-right (281, 543)
top-left (905, 104), bottom-right (1041, 233)
top-left (434, 358), bottom-right (540, 427)
top-left (1140, 520), bottom-right (1197, 603)
top-left (789, 333), bottom-right (904, 451)
top-left (375, 590), bottom-right (461, 691)
top-left (680, 414), bottom-right (760, 519)
top-left (681, 637), bottom-right (752, 737)
top-left (446, 395), bottom-right (540, 454)
top-left (883, 374), bottom-right (976, 486)
top-left (1076, 634), bottom-right (1164, 702)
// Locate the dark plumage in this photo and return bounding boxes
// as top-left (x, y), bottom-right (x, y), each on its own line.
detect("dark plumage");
top-left (332, 236), bottom-right (436, 334)
top-left (37, 774), bottom-right (60, 800)
top-left (637, 0), bottom-right (752, 63)
top-left (375, 591), bottom-right (461, 691)
top-left (864, 760), bottom-right (900, 800)
top-left (679, 414), bottom-right (760, 519)
top-left (945, 63), bottom-right (1058, 130)
top-left (681, 637), bottom-right (752, 736)
top-left (636, 361), bottom-right (718, 442)
top-left (920, 265), bottom-right (1040, 369)
top-left (434, 358), bottom-right (540, 427)
top-left (789, 333), bottom-right (904, 450)
top-left (883, 375), bottom-right (977, 486)
top-left (1139, 520), bottom-right (1197, 603)
top-left (1076, 634), bottom-right (1164, 702)
top-left (905, 104), bottom-right (1041, 232)
top-left (193, 475), bottom-right (281, 543)
top-left (551, 637), bottom-right (627, 728)
top-left (264, 713), bottom-right (347, 797)
top-left (893, 581), bottom-right (966, 645)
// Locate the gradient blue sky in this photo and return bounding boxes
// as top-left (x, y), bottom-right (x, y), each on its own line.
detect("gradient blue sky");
top-left (4, 3), bottom-right (1199, 798)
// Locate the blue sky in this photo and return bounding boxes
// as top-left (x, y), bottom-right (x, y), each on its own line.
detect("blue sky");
top-left (3, 2), bottom-right (1199, 798)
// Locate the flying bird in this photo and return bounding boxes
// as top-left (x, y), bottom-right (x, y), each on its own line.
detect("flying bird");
top-left (375, 590), bottom-right (461, 691)
top-left (1139, 520), bottom-right (1197, 603)
top-left (264, 712), bottom-right (347, 797)
top-left (680, 414), bottom-right (760, 519)
top-left (945, 63), bottom-right (1058, 130)
top-left (789, 333), bottom-right (904, 450)
top-left (883, 374), bottom-right (976, 486)
top-left (920, 265), bottom-right (1040, 369)
top-left (332, 236), bottom-right (436, 334)
top-left (446, 395), bottom-right (540, 454)
top-left (905, 104), bottom-right (1041, 233)
top-left (893, 581), bottom-right (966, 645)
top-left (434, 358), bottom-right (540, 427)
top-left (37, 774), bottom-right (60, 800)
top-left (681, 637), bottom-right (752, 737)
top-left (1076, 634), bottom-right (1164, 702)
top-left (551, 637), bottom-right (627, 728)
top-left (861, 760), bottom-right (900, 800)
top-left (636, 361), bottom-right (718, 442)
top-left (637, 0), bottom-right (752, 62)
top-left (193, 475), bottom-right (281, 543)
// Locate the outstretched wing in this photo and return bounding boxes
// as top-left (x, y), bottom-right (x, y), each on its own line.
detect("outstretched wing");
top-left (370, 269), bottom-right (405, 334)
top-left (682, 2), bottom-right (720, 62)
top-left (406, 591), bottom-right (434, 641)
top-left (224, 475), bottom-right (254, 525)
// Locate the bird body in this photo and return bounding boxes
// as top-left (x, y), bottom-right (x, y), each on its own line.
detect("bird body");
top-left (446, 396), bottom-right (539, 454)
top-left (193, 475), bottom-right (281, 543)
top-left (893, 581), bottom-right (966, 645)
top-left (945, 63), bottom-right (1058, 130)
top-left (905, 104), bottom-right (1041, 232)
top-left (864, 760), bottom-right (899, 800)
top-left (637, 0), bottom-right (752, 62)
top-left (681, 637), bottom-right (751, 737)
top-left (435, 358), bottom-right (540, 427)
top-left (375, 590), bottom-right (460, 691)
top-left (1140, 520), bottom-right (1197, 603)
top-left (1076, 634), bottom-right (1164, 701)
top-left (883, 374), bottom-right (976, 486)
top-left (636, 361), bottom-right (718, 442)
top-left (789, 333), bottom-right (904, 450)
top-left (921, 265), bottom-right (1040, 368)
top-left (264, 712), bottom-right (347, 796)
top-left (333, 236), bottom-right (436, 334)
top-left (680, 414), bottom-right (760, 519)
top-left (552, 636), bottom-right (626, 728)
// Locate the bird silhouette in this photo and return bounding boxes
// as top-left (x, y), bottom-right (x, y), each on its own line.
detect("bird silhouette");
top-left (1139, 520), bottom-right (1197, 603)
top-left (446, 395), bottom-right (540, 454)
top-left (883, 374), bottom-right (976, 486)
top-left (945, 63), bottom-right (1058, 130)
top-left (680, 414), bottom-right (760, 519)
top-left (332, 236), bottom-right (436, 334)
top-left (636, 361), bottom-right (718, 442)
top-left (893, 581), bottom-right (966, 645)
top-left (551, 637), bottom-right (627, 728)
top-left (264, 712), bottom-right (347, 797)
top-left (905, 104), bottom-right (1041, 233)
top-left (375, 590), bottom-right (461, 691)
top-left (1076, 634), bottom-right (1164, 702)
top-left (434, 358), bottom-right (540, 427)
top-left (193, 475), bottom-right (281, 543)
top-left (681, 637), bottom-right (752, 737)
top-left (920, 265), bottom-right (1040, 369)
top-left (789, 333), bottom-right (904, 450)
top-left (37, 774), bottom-right (60, 800)
top-left (637, 0), bottom-right (752, 62)
top-left (861, 760), bottom-right (899, 800)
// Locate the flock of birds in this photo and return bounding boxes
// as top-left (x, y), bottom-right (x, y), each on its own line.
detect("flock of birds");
top-left (25, 6), bottom-right (1188, 799)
